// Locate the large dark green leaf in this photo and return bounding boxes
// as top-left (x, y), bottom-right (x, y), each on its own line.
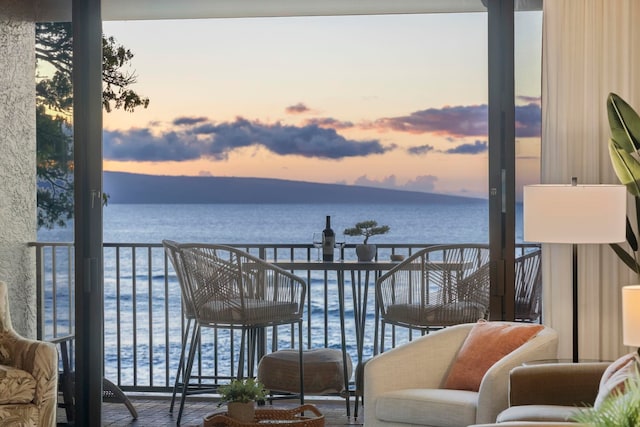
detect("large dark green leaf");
top-left (634, 198), bottom-right (640, 252)
top-left (607, 92), bottom-right (640, 153)
top-left (609, 138), bottom-right (640, 197)
top-left (607, 94), bottom-right (640, 277)
top-left (626, 216), bottom-right (639, 252)
top-left (609, 243), bottom-right (640, 274)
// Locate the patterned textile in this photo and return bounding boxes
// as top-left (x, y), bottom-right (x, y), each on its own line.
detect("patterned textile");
top-left (0, 365), bottom-right (36, 404)
top-left (0, 404), bottom-right (39, 426)
top-left (0, 281), bottom-right (58, 427)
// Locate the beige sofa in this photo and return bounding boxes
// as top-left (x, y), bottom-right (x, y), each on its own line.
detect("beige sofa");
top-left (0, 281), bottom-right (58, 427)
top-left (470, 357), bottom-right (636, 427)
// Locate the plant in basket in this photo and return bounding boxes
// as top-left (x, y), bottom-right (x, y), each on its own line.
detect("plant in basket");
top-left (217, 378), bottom-right (269, 422)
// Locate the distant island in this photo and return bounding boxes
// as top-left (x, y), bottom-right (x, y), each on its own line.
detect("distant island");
top-left (103, 171), bottom-right (485, 204)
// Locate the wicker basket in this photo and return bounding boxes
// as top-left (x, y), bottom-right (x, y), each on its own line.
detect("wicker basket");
top-left (203, 404), bottom-right (324, 427)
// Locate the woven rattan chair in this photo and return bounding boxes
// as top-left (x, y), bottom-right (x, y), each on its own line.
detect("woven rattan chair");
top-left (163, 239), bottom-right (209, 414)
top-left (176, 244), bottom-right (307, 425)
top-left (52, 335), bottom-right (138, 423)
top-left (514, 249), bottom-right (542, 323)
top-left (376, 244), bottom-right (491, 352)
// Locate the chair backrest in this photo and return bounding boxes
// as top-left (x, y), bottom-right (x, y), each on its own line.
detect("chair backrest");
top-left (377, 244), bottom-right (491, 328)
top-left (514, 249), bottom-right (542, 322)
top-left (162, 239), bottom-right (196, 319)
top-left (179, 244), bottom-right (306, 327)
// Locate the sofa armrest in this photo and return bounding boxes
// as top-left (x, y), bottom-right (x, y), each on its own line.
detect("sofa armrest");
top-left (509, 362), bottom-right (609, 407)
top-left (476, 327), bottom-right (558, 424)
top-left (9, 332), bottom-right (58, 407)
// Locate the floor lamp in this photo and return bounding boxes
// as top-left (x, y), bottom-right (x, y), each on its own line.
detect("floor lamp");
top-left (523, 179), bottom-right (626, 362)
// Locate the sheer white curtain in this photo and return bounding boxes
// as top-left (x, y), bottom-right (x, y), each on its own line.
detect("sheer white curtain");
top-left (542, 0), bottom-right (640, 360)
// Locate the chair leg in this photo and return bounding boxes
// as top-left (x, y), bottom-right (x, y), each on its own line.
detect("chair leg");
top-left (103, 378), bottom-right (138, 419)
top-left (354, 394), bottom-right (359, 419)
top-left (170, 317), bottom-right (193, 413)
top-left (298, 321), bottom-right (304, 405)
top-left (247, 328), bottom-right (257, 378)
top-left (373, 307), bottom-right (379, 356)
top-left (237, 328), bottom-right (247, 379)
top-left (176, 324), bottom-right (200, 426)
top-left (58, 338), bottom-right (75, 423)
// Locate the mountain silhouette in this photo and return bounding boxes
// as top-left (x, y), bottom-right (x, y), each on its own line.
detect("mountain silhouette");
top-left (103, 171), bottom-right (482, 204)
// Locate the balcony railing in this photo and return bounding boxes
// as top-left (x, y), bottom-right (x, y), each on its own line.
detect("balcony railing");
top-left (31, 241), bottom-right (536, 393)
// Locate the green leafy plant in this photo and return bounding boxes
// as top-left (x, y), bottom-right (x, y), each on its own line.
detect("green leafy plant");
top-left (217, 378), bottom-right (268, 406)
top-left (343, 220), bottom-right (390, 244)
top-left (607, 93), bottom-right (640, 274)
top-left (571, 368), bottom-right (640, 427)
top-left (35, 23), bottom-right (149, 229)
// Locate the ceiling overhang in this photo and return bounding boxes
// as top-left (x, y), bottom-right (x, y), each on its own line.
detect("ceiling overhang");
top-left (37, 0), bottom-right (541, 22)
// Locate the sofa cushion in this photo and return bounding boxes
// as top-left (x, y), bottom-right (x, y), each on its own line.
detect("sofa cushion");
top-left (375, 388), bottom-right (478, 427)
top-left (444, 320), bottom-right (544, 391)
top-left (0, 364), bottom-right (36, 404)
top-left (200, 299), bottom-right (300, 323)
top-left (497, 404), bottom-right (580, 423)
top-left (593, 352), bottom-right (638, 409)
top-left (385, 301), bottom-right (487, 326)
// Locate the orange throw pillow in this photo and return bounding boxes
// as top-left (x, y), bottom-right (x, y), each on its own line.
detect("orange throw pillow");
top-left (443, 320), bottom-right (544, 391)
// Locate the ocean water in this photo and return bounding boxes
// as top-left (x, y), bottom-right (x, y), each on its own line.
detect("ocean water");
top-left (39, 201), bottom-right (516, 244)
top-left (37, 201), bottom-right (525, 387)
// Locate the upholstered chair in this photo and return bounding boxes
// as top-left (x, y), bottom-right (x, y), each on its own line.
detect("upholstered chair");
top-left (364, 321), bottom-right (558, 427)
top-left (0, 281), bottom-right (58, 426)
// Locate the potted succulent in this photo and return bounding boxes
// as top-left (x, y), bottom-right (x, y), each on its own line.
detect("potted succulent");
top-left (217, 378), bottom-right (268, 422)
top-left (344, 220), bottom-right (390, 261)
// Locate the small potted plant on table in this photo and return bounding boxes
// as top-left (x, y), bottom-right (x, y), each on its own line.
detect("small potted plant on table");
top-left (217, 378), bottom-right (268, 422)
top-left (344, 220), bottom-right (390, 262)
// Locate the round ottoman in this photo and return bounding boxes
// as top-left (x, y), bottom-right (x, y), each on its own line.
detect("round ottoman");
top-left (257, 348), bottom-right (353, 395)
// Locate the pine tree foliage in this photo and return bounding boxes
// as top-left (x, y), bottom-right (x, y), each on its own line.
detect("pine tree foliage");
top-left (36, 22), bottom-right (149, 228)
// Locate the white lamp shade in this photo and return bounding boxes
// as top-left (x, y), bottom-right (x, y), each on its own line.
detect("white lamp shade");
top-left (523, 184), bottom-right (626, 244)
top-left (622, 285), bottom-right (640, 348)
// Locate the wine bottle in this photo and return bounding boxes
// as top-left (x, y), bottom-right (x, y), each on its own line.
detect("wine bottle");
top-left (322, 215), bottom-right (335, 261)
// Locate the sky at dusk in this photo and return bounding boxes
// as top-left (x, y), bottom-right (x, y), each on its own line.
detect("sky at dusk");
top-left (99, 11), bottom-right (542, 199)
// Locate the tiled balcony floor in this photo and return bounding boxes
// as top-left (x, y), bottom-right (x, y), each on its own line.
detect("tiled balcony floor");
top-left (58, 395), bottom-right (363, 427)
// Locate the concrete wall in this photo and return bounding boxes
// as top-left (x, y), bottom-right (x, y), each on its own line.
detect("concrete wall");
top-left (0, 0), bottom-right (37, 338)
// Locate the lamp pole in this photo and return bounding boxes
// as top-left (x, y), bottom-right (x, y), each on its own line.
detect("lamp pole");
top-left (572, 242), bottom-right (578, 362)
top-left (571, 176), bottom-right (578, 363)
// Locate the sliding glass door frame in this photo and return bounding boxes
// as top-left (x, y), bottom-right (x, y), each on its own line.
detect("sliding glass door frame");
top-left (488, 0), bottom-right (517, 321)
top-left (73, 0), bottom-right (104, 425)
top-left (70, 1), bottom-right (521, 423)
